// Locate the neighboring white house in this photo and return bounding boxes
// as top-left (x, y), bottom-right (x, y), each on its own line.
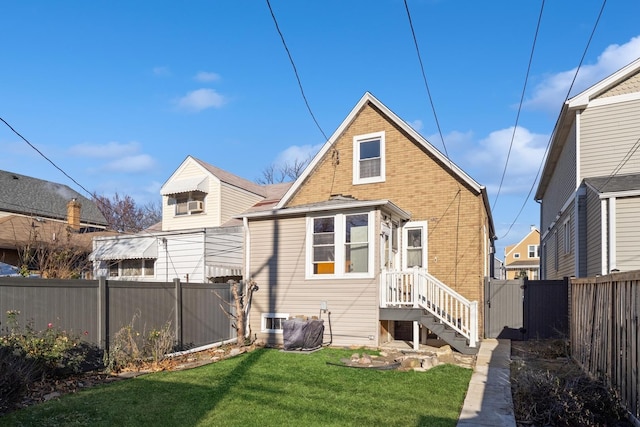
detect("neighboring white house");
top-left (90, 156), bottom-right (290, 283)
top-left (535, 58), bottom-right (640, 278)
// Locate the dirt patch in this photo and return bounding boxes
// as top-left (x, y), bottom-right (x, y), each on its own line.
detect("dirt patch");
top-left (510, 340), bottom-right (632, 426)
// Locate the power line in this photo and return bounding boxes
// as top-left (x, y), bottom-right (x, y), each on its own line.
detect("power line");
top-left (266, 0), bottom-right (328, 142)
top-left (492, 0), bottom-right (545, 211)
top-left (0, 116), bottom-right (94, 197)
top-left (403, 0), bottom-right (451, 163)
top-left (500, 0), bottom-right (607, 240)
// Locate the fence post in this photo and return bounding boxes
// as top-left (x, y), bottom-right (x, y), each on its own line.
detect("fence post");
top-left (98, 276), bottom-right (108, 352)
top-left (469, 301), bottom-right (478, 348)
top-left (174, 278), bottom-right (183, 349)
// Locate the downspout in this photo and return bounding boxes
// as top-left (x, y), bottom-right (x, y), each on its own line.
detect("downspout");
top-left (243, 216), bottom-right (252, 337)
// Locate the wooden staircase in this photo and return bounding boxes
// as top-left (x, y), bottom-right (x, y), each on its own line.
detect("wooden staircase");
top-left (420, 312), bottom-right (478, 355)
top-left (381, 268), bottom-right (479, 354)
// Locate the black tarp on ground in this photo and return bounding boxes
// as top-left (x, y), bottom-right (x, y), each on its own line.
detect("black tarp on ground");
top-left (283, 318), bottom-right (324, 350)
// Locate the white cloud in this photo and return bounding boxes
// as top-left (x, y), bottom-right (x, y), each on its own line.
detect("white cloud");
top-left (153, 66), bottom-right (171, 76)
top-left (525, 35), bottom-right (640, 112)
top-left (275, 143), bottom-right (323, 167)
top-left (69, 141), bottom-right (141, 159)
top-left (102, 154), bottom-right (156, 173)
top-left (409, 119), bottom-right (423, 132)
top-left (176, 88), bottom-right (226, 112)
top-left (466, 126), bottom-right (548, 194)
top-left (194, 71), bottom-right (221, 82)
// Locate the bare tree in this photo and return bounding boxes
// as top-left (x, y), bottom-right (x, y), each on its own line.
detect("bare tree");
top-left (93, 193), bottom-right (161, 232)
top-left (217, 280), bottom-right (259, 347)
top-left (256, 157), bottom-right (311, 185)
top-left (16, 220), bottom-right (91, 279)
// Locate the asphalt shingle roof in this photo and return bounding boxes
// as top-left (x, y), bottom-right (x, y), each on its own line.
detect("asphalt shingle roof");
top-left (584, 173), bottom-right (640, 194)
top-left (0, 170), bottom-right (107, 226)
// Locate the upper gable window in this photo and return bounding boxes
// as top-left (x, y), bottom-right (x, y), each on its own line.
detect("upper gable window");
top-left (353, 131), bottom-right (385, 184)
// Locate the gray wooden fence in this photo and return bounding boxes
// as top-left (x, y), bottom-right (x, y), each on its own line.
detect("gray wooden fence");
top-left (571, 271), bottom-right (640, 421)
top-left (0, 277), bottom-right (234, 350)
top-left (484, 277), bottom-right (568, 340)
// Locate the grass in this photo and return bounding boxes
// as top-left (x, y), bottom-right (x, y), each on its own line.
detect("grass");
top-left (0, 348), bottom-right (472, 427)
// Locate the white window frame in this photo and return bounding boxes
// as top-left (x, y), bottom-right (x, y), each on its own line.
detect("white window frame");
top-left (261, 313), bottom-right (289, 333)
top-left (353, 131), bottom-right (385, 185)
top-left (305, 211), bottom-right (375, 279)
top-left (563, 219), bottom-right (571, 255)
top-left (402, 221), bottom-right (428, 269)
top-left (513, 253), bottom-right (521, 259)
top-left (108, 259), bottom-right (156, 277)
top-left (528, 245), bottom-right (539, 258)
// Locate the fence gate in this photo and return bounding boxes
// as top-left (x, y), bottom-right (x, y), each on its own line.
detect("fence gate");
top-left (485, 278), bottom-right (525, 340)
top-left (522, 277), bottom-right (568, 340)
top-left (484, 277), bottom-right (569, 340)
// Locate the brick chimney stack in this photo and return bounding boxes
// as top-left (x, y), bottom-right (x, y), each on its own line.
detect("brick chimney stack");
top-left (67, 198), bottom-right (81, 230)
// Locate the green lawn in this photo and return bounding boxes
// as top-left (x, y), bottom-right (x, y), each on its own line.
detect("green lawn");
top-left (1, 348), bottom-right (472, 427)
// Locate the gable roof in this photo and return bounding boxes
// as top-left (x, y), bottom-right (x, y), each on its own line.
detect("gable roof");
top-left (161, 156), bottom-right (266, 198)
top-left (276, 92), bottom-right (486, 209)
top-left (536, 58), bottom-right (640, 200)
top-left (0, 170), bottom-right (107, 226)
top-left (504, 227), bottom-right (539, 258)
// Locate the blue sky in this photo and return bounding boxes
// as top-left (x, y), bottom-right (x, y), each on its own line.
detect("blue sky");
top-left (1, 1), bottom-right (639, 258)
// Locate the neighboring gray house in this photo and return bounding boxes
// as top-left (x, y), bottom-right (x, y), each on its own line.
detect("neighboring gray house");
top-left (90, 156), bottom-right (290, 283)
top-left (535, 58), bottom-right (640, 278)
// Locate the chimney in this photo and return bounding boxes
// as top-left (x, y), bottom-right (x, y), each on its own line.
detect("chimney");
top-left (67, 198), bottom-right (81, 230)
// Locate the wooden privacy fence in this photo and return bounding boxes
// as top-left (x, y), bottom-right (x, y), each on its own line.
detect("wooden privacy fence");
top-left (571, 271), bottom-right (640, 421)
top-left (0, 276), bottom-right (234, 351)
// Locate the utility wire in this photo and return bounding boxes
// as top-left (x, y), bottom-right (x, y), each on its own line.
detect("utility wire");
top-left (595, 135), bottom-right (640, 191)
top-left (404, 0), bottom-right (466, 285)
top-left (500, 0), bottom-right (607, 239)
top-left (266, 0), bottom-right (328, 142)
top-left (403, 0), bottom-right (452, 164)
top-left (0, 116), bottom-right (93, 197)
top-left (492, 0), bottom-right (545, 211)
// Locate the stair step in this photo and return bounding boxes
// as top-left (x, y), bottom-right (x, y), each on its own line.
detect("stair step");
top-left (420, 314), bottom-right (478, 355)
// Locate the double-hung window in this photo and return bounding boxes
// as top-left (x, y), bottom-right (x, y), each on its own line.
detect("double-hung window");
top-left (308, 212), bottom-right (373, 278)
top-left (528, 244), bottom-right (539, 258)
top-left (353, 131), bottom-right (385, 184)
top-left (403, 221), bottom-right (428, 269)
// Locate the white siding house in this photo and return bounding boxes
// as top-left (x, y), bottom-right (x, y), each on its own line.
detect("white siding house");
top-left (91, 156), bottom-right (273, 283)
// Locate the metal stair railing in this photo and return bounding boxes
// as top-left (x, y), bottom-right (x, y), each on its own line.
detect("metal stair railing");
top-left (381, 267), bottom-right (478, 348)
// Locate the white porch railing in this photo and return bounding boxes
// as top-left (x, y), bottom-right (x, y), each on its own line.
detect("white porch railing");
top-left (380, 268), bottom-right (478, 348)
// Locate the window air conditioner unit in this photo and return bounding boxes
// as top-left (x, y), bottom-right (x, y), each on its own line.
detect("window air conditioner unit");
top-left (187, 200), bottom-right (204, 213)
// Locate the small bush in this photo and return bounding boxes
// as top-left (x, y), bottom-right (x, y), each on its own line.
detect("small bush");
top-left (0, 319), bottom-right (85, 375)
top-left (104, 312), bottom-right (175, 373)
top-left (0, 346), bottom-right (43, 413)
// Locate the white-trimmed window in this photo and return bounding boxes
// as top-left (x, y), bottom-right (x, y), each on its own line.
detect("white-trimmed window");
top-left (528, 245), bottom-right (539, 258)
top-left (261, 313), bottom-right (288, 333)
top-left (403, 221), bottom-right (428, 269)
top-left (563, 220), bottom-right (571, 254)
top-left (513, 253), bottom-right (520, 259)
top-left (307, 211), bottom-right (374, 278)
top-left (171, 192), bottom-right (205, 216)
top-left (353, 131), bottom-right (385, 184)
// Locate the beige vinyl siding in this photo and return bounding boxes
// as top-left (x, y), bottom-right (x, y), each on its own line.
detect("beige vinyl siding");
top-left (220, 184), bottom-right (263, 225)
top-left (162, 162), bottom-right (221, 231)
top-left (585, 187), bottom-right (602, 277)
top-left (248, 216), bottom-right (379, 348)
top-left (596, 71), bottom-right (640, 99)
top-left (580, 99), bottom-right (640, 179)
top-left (541, 123), bottom-right (577, 232)
top-left (615, 196), bottom-right (640, 271)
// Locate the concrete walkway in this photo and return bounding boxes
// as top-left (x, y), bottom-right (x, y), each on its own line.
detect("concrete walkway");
top-left (457, 339), bottom-right (516, 427)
